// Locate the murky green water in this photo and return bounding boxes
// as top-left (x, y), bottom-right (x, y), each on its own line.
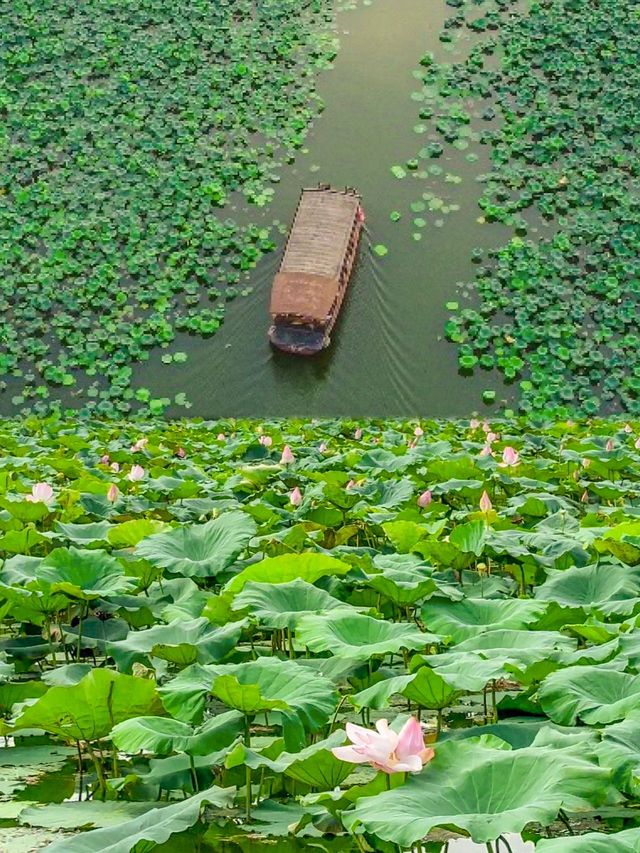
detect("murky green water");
top-left (134, 0), bottom-right (538, 418)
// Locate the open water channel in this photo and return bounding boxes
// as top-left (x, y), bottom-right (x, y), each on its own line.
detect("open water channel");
top-left (135, 0), bottom-right (531, 418)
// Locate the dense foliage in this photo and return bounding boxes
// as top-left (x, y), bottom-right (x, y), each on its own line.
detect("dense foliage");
top-left (0, 0), bottom-right (336, 417)
top-left (401, 0), bottom-right (639, 416)
top-left (2, 416), bottom-right (640, 851)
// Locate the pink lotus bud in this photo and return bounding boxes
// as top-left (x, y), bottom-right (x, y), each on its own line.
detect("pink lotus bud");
top-left (482, 421), bottom-right (491, 433)
top-left (624, 424), bottom-right (632, 434)
top-left (580, 490), bottom-right (589, 503)
top-left (635, 438), bottom-right (640, 449)
top-left (606, 439), bottom-right (614, 451)
top-left (408, 440), bottom-right (417, 449)
top-left (346, 479), bottom-right (356, 490)
top-left (110, 462), bottom-right (120, 473)
top-left (127, 464), bottom-right (145, 482)
top-left (26, 483), bottom-right (54, 505)
top-left (318, 442), bottom-right (328, 453)
top-left (259, 435), bottom-right (273, 447)
top-left (130, 438), bottom-right (148, 452)
top-left (107, 484), bottom-right (119, 503)
top-left (502, 446), bottom-right (520, 466)
top-left (486, 432), bottom-right (499, 444)
top-left (418, 490), bottom-right (432, 507)
top-left (289, 487), bottom-right (302, 507)
top-left (280, 445), bottom-right (295, 464)
top-left (479, 444), bottom-right (493, 457)
top-left (100, 454), bottom-right (110, 465)
top-left (354, 428), bottom-right (363, 440)
top-left (216, 433), bottom-right (226, 441)
top-left (414, 426), bottom-right (424, 437)
top-left (469, 419), bottom-right (480, 429)
top-left (176, 447), bottom-right (186, 458)
top-left (479, 490), bottom-right (493, 513)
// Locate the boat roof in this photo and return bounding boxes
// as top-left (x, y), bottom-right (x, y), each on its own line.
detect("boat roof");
top-left (270, 187), bottom-right (361, 322)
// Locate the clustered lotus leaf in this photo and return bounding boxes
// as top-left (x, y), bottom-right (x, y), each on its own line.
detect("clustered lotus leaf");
top-left (0, 415), bottom-right (639, 850)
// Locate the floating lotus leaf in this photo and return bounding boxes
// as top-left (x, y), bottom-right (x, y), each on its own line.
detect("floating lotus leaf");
top-left (231, 578), bottom-right (352, 629)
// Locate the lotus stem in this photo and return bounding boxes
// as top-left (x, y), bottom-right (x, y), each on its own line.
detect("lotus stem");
top-left (76, 740), bottom-right (84, 800)
top-left (189, 754), bottom-right (199, 793)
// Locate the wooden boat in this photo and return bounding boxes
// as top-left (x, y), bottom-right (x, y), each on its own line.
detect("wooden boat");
top-left (268, 184), bottom-right (364, 355)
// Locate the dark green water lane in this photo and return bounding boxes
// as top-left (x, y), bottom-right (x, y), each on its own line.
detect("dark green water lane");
top-left (134, 0), bottom-right (519, 418)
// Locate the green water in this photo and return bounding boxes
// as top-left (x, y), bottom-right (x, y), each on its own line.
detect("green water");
top-left (134, 0), bottom-right (537, 418)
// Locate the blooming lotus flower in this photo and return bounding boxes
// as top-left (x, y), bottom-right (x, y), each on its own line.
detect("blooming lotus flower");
top-left (26, 483), bottom-right (54, 505)
top-left (482, 421), bottom-right (491, 433)
top-left (100, 454), bottom-right (110, 465)
top-left (501, 446), bottom-right (520, 466)
top-left (332, 717), bottom-right (434, 775)
top-left (216, 433), bottom-right (226, 441)
top-left (479, 444), bottom-right (493, 457)
top-left (414, 426), bottom-right (424, 437)
top-left (110, 462), bottom-right (120, 473)
top-left (606, 439), bottom-right (614, 451)
top-left (107, 484), bottom-right (120, 503)
top-left (418, 490), bottom-right (432, 507)
top-left (130, 438), bottom-right (148, 452)
top-left (486, 431), bottom-right (499, 444)
top-left (280, 445), bottom-right (295, 464)
top-left (479, 490), bottom-right (493, 513)
top-left (469, 419), bottom-right (480, 430)
top-left (259, 435), bottom-right (273, 447)
top-left (289, 487), bottom-right (302, 507)
top-left (127, 465), bottom-right (145, 482)
top-left (354, 428), bottom-right (363, 440)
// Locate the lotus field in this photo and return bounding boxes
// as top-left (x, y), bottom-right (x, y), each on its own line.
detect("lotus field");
top-left (2, 417), bottom-right (640, 851)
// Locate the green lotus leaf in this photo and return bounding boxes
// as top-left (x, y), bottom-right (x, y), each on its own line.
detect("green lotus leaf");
top-left (18, 800), bottom-right (160, 830)
top-left (54, 522), bottom-right (112, 547)
top-left (107, 519), bottom-right (171, 548)
top-left (296, 611), bottom-right (433, 661)
top-left (535, 563), bottom-right (640, 616)
top-left (539, 665), bottom-right (640, 726)
top-left (231, 578), bottom-right (352, 629)
top-left (343, 738), bottom-right (612, 845)
top-left (111, 709), bottom-right (243, 757)
top-left (12, 669), bottom-right (164, 742)
top-left (36, 547), bottom-right (133, 601)
top-left (41, 785), bottom-right (235, 853)
top-left (108, 617), bottom-right (244, 672)
top-left (365, 568), bottom-right (437, 606)
top-left (224, 553), bottom-right (352, 594)
top-left (536, 828), bottom-right (640, 852)
top-left (421, 598), bottom-right (549, 643)
top-left (136, 512), bottom-right (256, 578)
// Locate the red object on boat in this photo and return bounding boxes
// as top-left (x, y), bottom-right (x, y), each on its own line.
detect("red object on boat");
top-left (268, 184), bottom-right (363, 355)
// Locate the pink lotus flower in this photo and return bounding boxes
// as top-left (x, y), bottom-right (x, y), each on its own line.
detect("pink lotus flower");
top-left (110, 462), bottom-right (120, 473)
top-left (289, 487), bottom-right (302, 507)
top-left (469, 419), bottom-right (481, 430)
top-left (332, 717), bottom-right (434, 775)
top-left (635, 438), bottom-right (640, 450)
top-left (216, 433), bottom-right (226, 442)
top-left (501, 446), bottom-right (520, 466)
top-left (417, 490), bottom-right (432, 507)
top-left (26, 483), bottom-right (54, 505)
top-left (100, 454), bottom-right (110, 465)
top-left (354, 428), bottom-right (363, 440)
top-left (346, 479), bottom-right (357, 490)
top-left (486, 431), bottom-right (499, 444)
top-left (280, 445), bottom-right (295, 464)
top-left (176, 447), bottom-right (186, 458)
top-left (259, 435), bottom-right (273, 447)
top-left (479, 444), bottom-right (494, 458)
top-left (127, 465), bottom-right (145, 482)
top-left (107, 484), bottom-right (120, 503)
top-left (580, 490), bottom-right (589, 503)
top-left (606, 439), bottom-right (614, 451)
top-left (130, 438), bottom-right (148, 452)
top-left (318, 442), bottom-right (328, 453)
top-left (482, 421), bottom-right (491, 433)
top-left (479, 490), bottom-right (493, 513)
top-left (414, 426), bottom-right (424, 437)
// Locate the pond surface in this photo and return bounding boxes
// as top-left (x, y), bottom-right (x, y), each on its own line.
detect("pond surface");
top-left (134, 0), bottom-right (523, 418)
